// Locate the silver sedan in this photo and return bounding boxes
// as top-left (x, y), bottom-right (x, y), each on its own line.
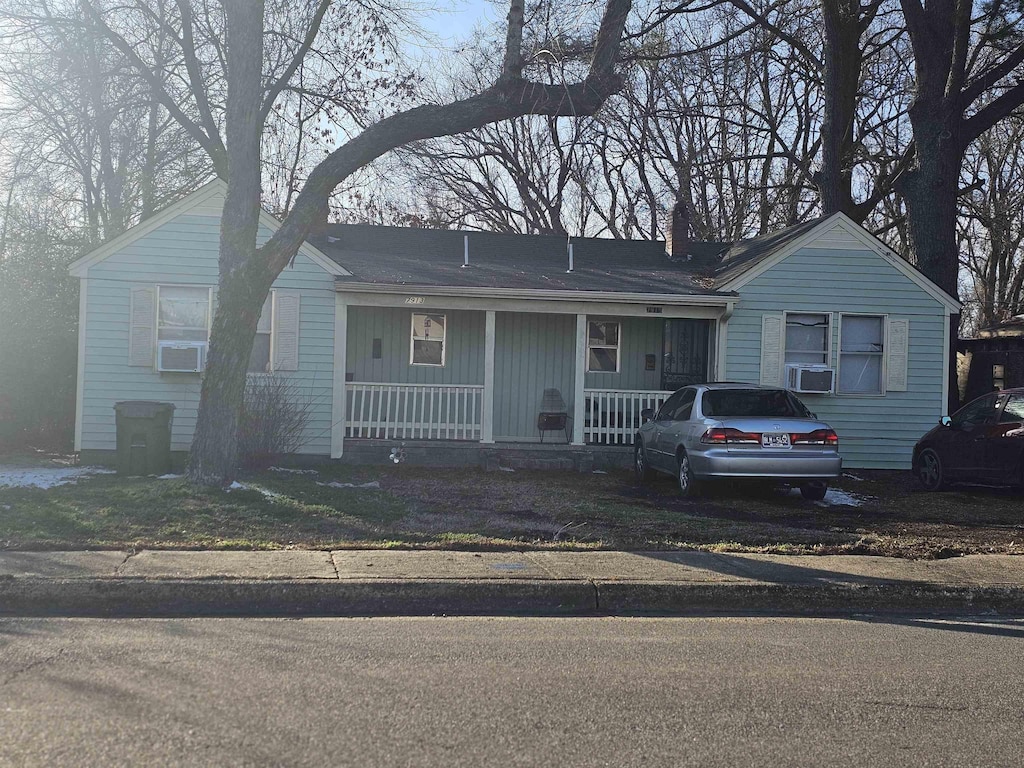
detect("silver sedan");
top-left (634, 384), bottom-right (842, 500)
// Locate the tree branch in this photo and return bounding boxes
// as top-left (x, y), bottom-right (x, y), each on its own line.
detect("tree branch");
top-left (258, 0), bottom-right (331, 125)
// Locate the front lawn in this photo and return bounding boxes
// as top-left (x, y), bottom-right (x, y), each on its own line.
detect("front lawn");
top-left (1, 460), bottom-right (1022, 558)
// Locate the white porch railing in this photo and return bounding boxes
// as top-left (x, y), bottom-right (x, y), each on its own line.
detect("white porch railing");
top-left (346, 382), bottom-right (484, 440)
top-left (583, 388), bottom-right (673, 446)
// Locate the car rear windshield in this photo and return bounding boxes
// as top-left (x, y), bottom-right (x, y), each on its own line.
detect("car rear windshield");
top-left (703, 389), bottom-right (810, 418)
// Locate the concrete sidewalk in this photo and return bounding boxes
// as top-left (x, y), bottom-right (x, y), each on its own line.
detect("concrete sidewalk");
top-left (2, 549), bottom-right (1024, 617)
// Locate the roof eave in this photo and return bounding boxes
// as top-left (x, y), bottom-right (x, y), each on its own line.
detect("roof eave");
top-left (333, 280), bottom-right (736, 305)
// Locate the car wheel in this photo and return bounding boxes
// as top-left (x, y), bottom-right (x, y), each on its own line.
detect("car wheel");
top-left (634, 442), bottom-right (652, 485)
top-left (800, 481), bottom-right (828, 501)
top-left (677, 452), bottom-right (701, 497)
top-left (914, 448), bottom-right (946, 491)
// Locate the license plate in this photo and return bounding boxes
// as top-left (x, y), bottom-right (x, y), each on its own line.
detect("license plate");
top-left (761, 432), bottom-right (790, 448)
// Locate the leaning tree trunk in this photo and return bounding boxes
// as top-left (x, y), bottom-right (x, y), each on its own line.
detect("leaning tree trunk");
top-left (186, 0), bottom-right (268, 486)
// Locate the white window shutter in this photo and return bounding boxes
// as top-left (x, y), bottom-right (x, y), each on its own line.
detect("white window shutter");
top-left (272, 291), bottom-right (300, 371)
top-left (886, 317), bottom-right (910, 392)
top-left (129, 286), bottom-right (156, 367)
top-left (760, 313), bottom-right (784, 386)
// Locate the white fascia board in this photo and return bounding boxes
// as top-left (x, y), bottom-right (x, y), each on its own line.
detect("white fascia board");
top-left (68, 179), bottom-right (225, 277)
top-left (333, 281), bottom-right (735, 307)
top-left (717, 213), bottom-right (961, 314)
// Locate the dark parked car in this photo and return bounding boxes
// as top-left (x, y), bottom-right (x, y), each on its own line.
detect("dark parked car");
top-left (634, 383), bottom-right (842, 500)
top-left (913, 388), bottom-right (1024, 490)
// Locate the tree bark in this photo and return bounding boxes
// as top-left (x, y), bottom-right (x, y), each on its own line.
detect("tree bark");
top-left (186, 0), bottom-right (267, 485)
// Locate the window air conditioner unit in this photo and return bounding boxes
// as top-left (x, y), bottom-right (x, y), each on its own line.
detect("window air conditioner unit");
top-left (158, 341), bottom-right (207, 373)
top-left (786, 364), bottom-right (834, 394)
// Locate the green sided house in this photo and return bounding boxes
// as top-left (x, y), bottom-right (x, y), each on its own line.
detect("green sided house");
top-left (69, 179), bottom-right (959, 470)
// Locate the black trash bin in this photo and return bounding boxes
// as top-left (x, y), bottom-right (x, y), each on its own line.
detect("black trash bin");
top-left (113, 401), bottom-right (176, 476)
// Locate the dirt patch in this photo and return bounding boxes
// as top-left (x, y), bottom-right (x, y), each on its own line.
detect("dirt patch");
top-left (369, 467), bottom-right (1024, 559)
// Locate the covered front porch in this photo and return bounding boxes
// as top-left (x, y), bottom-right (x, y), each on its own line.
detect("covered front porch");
top-left (330, 285), bottom-right (735, 459)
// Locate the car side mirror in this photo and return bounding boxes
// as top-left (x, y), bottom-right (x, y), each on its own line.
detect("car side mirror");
top-left (641, 408), bottom-right (654, 423)
top-left (940, 415), bottom-right (952, 428)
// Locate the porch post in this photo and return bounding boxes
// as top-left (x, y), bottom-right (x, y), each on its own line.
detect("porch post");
top-left (572, 313), bottom-right (586, 445)
top-left (481, 309), bottom-right (496, 443)
top-left (330, 295), bottom-right (348, 458)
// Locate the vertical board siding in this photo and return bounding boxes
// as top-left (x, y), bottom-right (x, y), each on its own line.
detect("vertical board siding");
top-left (584, 316), bottom-right (663, 390)
top-left (345, 307), bottom-right (485, 385)
top-left (494, 312), bottom-right (576, 441)
top-left (725, 246), bottom-right (947, 469)
top-left (82, 213), bottom-right (335, 455)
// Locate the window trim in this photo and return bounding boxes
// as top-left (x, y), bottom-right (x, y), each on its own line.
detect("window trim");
top-left (156, 284), bottom-right (213, 342)
top-left (783, 310), bottom-right (832, 369)
top-left (248, 291), bottom-right (276, 375)
top-left (410, 311), bottom-right (446, 367)
top-left (586, 319), bottom-right (621, 374)
top-left (836, 312), bottom-right (887, 397)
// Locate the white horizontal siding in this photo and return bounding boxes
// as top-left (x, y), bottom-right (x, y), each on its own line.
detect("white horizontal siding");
top-left (725, 246), bottom-right (948, 470)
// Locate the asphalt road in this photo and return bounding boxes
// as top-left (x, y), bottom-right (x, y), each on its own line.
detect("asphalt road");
top-left (2, 616), bottom-right (1023, 767)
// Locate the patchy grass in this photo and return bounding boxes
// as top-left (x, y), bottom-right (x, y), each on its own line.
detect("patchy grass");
top-left (0, 461), bottom-right (1022, 558)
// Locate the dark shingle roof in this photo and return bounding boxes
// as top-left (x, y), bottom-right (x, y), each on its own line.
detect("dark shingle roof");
top-left (714, 217), bottom-right (827, 284)
top-left (319, 224), bottom-right (733, 296)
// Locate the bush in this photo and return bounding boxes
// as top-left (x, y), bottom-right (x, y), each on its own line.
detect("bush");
top-left (237, 375), bottom-right (314, 469)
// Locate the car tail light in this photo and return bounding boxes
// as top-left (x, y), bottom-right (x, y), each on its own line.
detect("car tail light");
top-left (790, 429), bottom-right (839, 447)
top-left (701, 428), bottom-right (761, 444)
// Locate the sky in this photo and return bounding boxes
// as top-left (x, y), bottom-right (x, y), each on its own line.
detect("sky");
top-left (419, 0), bottom-right (500, 43)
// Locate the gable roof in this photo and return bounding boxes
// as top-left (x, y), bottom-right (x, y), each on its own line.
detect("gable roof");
top-left (320, 224), bottom-right (730, 296)
top-left (68, 178), bottom-right (349, 278)
top-left (714, 216), bottom-right (826, 284)
top-left (714, 213), bottom-right (961, 312)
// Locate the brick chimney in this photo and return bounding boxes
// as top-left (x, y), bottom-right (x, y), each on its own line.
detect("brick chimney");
top-left (665, 199), bottom-right (690, 262)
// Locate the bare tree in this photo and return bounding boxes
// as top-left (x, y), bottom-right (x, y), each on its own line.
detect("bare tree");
top-left (959, 114), bottom-right (1024, 332)
top-left (42, 0), bottom-right (633, 484)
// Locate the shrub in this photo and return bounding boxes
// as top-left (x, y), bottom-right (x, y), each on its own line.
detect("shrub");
top-left (237, 375), bottom-right (313, 469)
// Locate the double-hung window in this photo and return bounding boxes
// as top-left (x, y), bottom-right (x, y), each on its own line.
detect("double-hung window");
top-left (411, 313), bottom-right (446, 366)
top-left (784, 313), bottom-right (830, 366)
top-left (157, 286), bottom-right (210, 343)
top-left (249, 293), bottom-right (273, 373)
top-left (587, 320), bottom-right (620, 373)
top-left (839, 315), bottom-right (884, 394)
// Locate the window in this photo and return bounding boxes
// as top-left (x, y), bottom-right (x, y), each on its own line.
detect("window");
top-left (999, 394), bottom-right (1024, 424)
top-left (158, 286), bottom-right (210, 342)
top-left (952, 393), bottom-right (1000, 428)
top-left (655, 389), bottom-right (690, 421)
top-left (587, 320), bottom-right (620, 373)
top-left (993, 364), bottom-right (1006, 391)
top-left (839, 315), bottom-right (884, 394)
top-left (249, 294), bottom-right (273, 373)
top-left (702, 389), bottom-right (809, 418)
top-left (411, 313), bottom-right (445, 366)
top-left (785, 313), bottom-right (829, 366)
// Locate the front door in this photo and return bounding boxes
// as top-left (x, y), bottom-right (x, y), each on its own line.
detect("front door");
top-left (662, 320), bottom-right (711, 391)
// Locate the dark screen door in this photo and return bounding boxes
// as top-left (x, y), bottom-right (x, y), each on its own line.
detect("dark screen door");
top-left (662, 319), bottom-right (711, 391)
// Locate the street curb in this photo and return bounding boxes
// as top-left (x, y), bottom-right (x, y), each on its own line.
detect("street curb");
top-left (3, 578), bottom-right (1024, 618)
top-left (595, 581), bottom-right (1024, 616)
top-left (0, 578), bottom-right (597, 618)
